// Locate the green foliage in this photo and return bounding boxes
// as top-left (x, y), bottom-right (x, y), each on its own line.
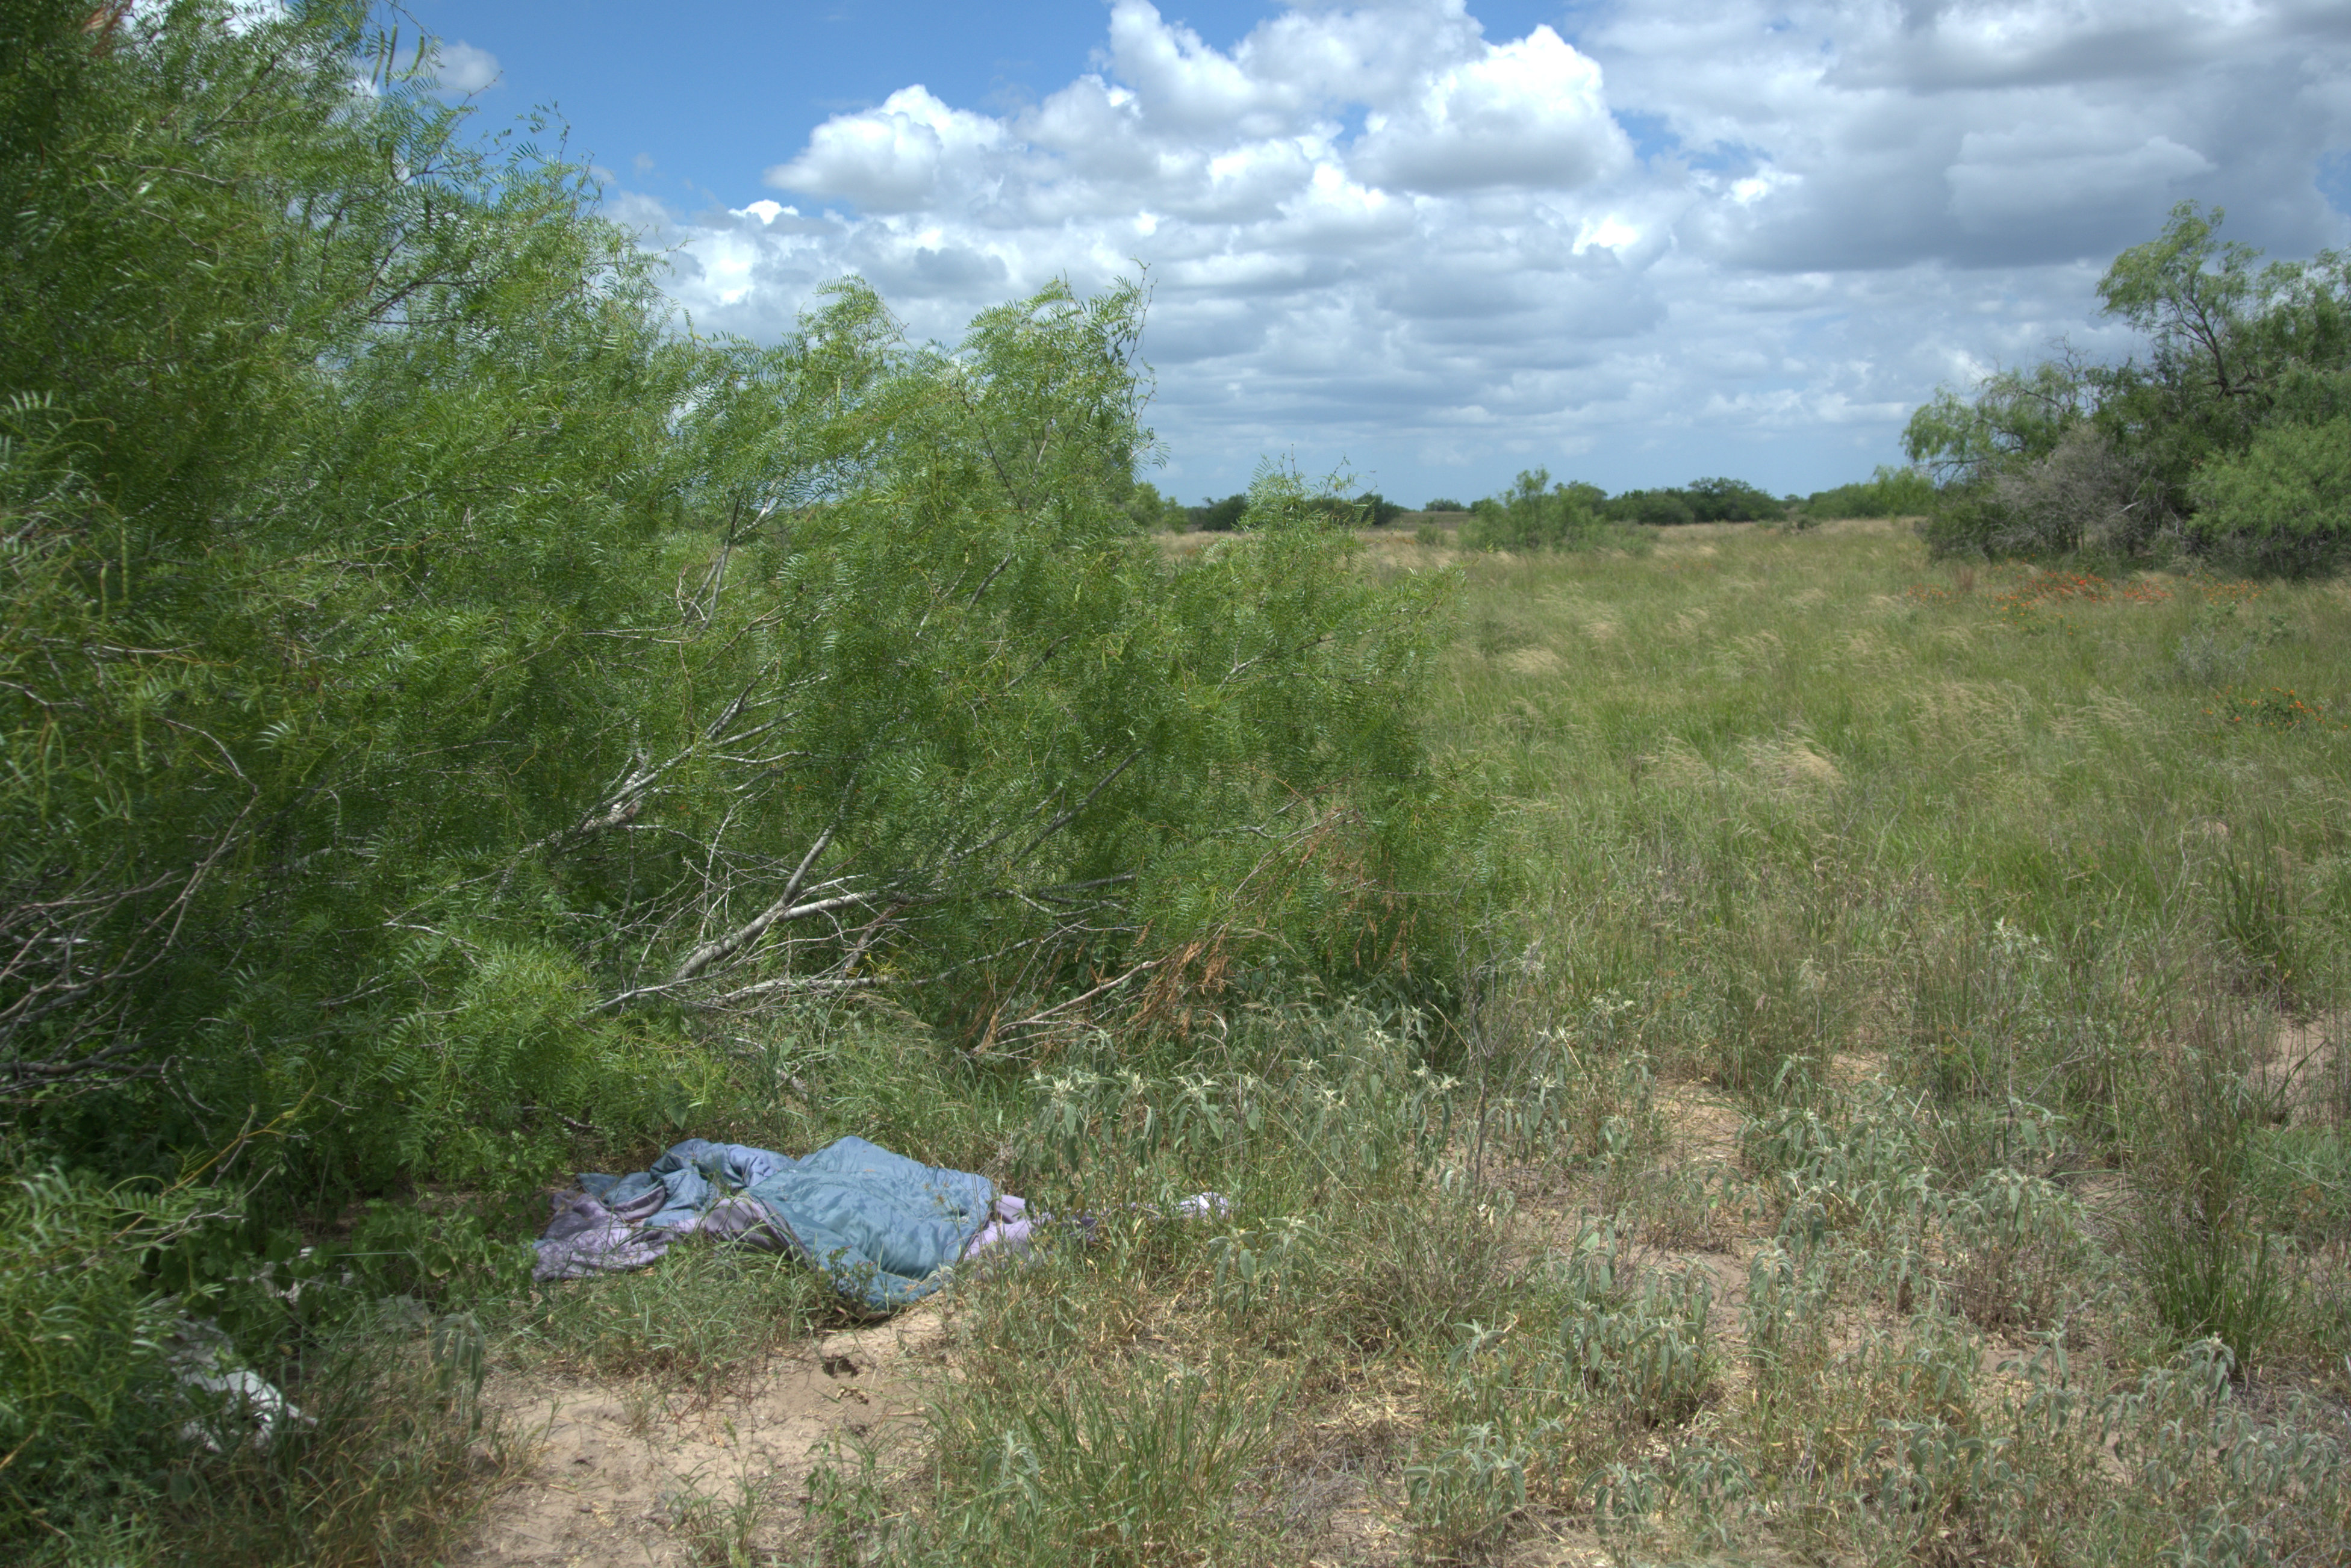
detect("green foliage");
top-left (1941, 1165), bottom-right (2098, 1331)
top-left (2202, 814), bottom-right (2314, 998)
top-left (1674, 476), bottom-right (1786, 523)
top-left (129, 1307), bottom-right (515, 1568)
top-left (1606, 486), bottom-right (1696, 526)
top-left (1598, 478), bottom-right (1786, 526)
top-left (2189, 414), bottom-right (2351, 575)
top-left (332, 1202), bottom-right (536, 1313)
top-left (0, 1162), bottom-right (196, 1540)
top-left (508, 1242), bottom-right (832, 1393)
top-left (2128, 1032), bottom-right (2293, 1369)
top-left (1, 0), bottom-right (696, 1180)
top-left (1185, 491), bottom-right (1250, 530)
top-left (1460, 468), bottom-right (1613, 551)
top-left (2172, 598), bottom-right (2293, 685)
top-left (1550, 1220), bottom-right (1716, 1425)
top-left (1910, 204), bottom-right (2351, 569)
top-left (1404, 1413), bottom-right (1533, 1560)
top-left (2100, 1341), bottom-right (2351, 1565)
top-left (781, 527), bottom-right (2351, 1565)
top-left (1422, 496), bottom-right (1467, 512)
top-left (1905, 359), bottom-right (2098, 488)
top-left (0, 14), bottom-right (1474, 1546)
top-left (1118, 478), bottom-right (1185, 532)
top-left (0, 1150), bottom-right (523, 1555)
top-left (0, 0), bottom-right (1468, 1209)
top-left (927, 1357), bottom-right (1281, 1567)
top-left (2095, 202), bottom-right (2351, 506)
top-left (1801, 464), bottom-right (1938, 520)
top-left (1459, 473), bottom-right (1783, 547)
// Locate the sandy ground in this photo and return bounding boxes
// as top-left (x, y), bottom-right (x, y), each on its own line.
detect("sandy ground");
top-left (456, 1310), bottom-right (948, 1567)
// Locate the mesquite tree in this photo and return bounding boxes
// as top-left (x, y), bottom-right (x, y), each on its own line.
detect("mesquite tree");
top-left (1, 1), bottom-right (1464, 1191)
top-left (1905, 204), bottom-right (2351, 570)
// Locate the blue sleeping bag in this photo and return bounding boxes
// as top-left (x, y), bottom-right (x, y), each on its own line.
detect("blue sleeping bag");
top-left (576, 1136), bottom-right (995, 1311)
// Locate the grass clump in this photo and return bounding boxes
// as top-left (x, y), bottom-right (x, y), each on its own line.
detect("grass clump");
top-left (2125, 1015), bottom-right (2297, 1367)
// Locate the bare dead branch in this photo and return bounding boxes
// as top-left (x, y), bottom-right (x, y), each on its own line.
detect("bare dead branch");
top-left (982, 957), bottom-right (1159, 1047)
top-left (693, 972), bottom-right (886, 1008)
top-left (670, 824), bottom-right (835, 984)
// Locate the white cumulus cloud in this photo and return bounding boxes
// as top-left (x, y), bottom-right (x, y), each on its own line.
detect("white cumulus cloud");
top-left (767, 86), bottom-right (1006, 214)
top-left (618, 0), bottom-right (2351, 500)
top-left (432, 40), bottom-right (500, 96)
top-left (1350, 26), bottom-right (1627, 193)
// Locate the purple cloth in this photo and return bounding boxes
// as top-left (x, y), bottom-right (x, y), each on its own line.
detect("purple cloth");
top-left (961, 1194), bottom-right (1036, 1261)
top-left (533, 1190), bottom-right (676, 1280)
top-left (531, 1187), bottom-right (790, 1281)
top-left (534, 1140), bottom-right (808, 1281)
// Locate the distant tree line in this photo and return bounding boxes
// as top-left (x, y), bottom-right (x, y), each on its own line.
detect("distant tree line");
top-left (1140, 471), bottom-right (1949, 547)
top-left (1604, 476), bottom-right (1787, 525)
top-left (1453, 472), bottom-right (1796, 552)
top-left (1140, 477), bottom-right (1804, 542)
top-left (1131, 485), bottom-right (1409, 532)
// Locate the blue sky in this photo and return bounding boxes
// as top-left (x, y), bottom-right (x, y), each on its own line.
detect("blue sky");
top-left (407, 2), bottom-right (1129, 196)
top-left (413, 1), bottom-right (2351, 508)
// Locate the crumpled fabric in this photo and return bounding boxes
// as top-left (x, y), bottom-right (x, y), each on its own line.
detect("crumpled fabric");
top-left (531, 1136), bottom-right (1232, 1310)
top-left (170, 1319), bottom-right (314, 1452)
top-left (962, 1193), bottom-right (1036, 1262)
top-left (533, 1136), bottom-right (995, 1311)
top-left (736, 1136), bottom-right (995, 1308)
top-left (535, 1139), bottom-right (795, 1279)
top-left (578, 1139), bottom-right (799, 1233)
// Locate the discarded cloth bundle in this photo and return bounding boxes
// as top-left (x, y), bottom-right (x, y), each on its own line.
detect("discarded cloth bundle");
top-left (533, 1136), bottom-right (1021, 1311)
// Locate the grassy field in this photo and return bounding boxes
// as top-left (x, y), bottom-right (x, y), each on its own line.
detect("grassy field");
top-left (587, 521), bottom-right (2351, 1565)
top-left (175, 520), bottom-right (2350, 1566)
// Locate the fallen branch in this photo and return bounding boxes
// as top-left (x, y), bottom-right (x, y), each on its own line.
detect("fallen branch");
top-left (670, 824), bottom-right (835, 983)
top-left (696, 972), bottom-right (887, 1009)
top-left (984, 957), bottom-right (1159, 1045)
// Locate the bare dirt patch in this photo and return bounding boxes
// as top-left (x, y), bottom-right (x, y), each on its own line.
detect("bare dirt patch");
top-left (2262, 1010), bottom-right (2346, 1123)
top-left (1657, 1084), bottom-right (1744, 1162)
top-left (456, 1310), bottom-right (950, 1567)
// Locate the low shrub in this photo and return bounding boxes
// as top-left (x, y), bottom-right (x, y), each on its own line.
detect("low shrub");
top-left (1549, 1221), bottom-right (1717, 1427)
top-left (1461, 469), bottom-right (1610, 552)
top-left (0, 1163), bottom-right (195, 1545)
top-left (1940, 1165), bottom-right (2100, 1331)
